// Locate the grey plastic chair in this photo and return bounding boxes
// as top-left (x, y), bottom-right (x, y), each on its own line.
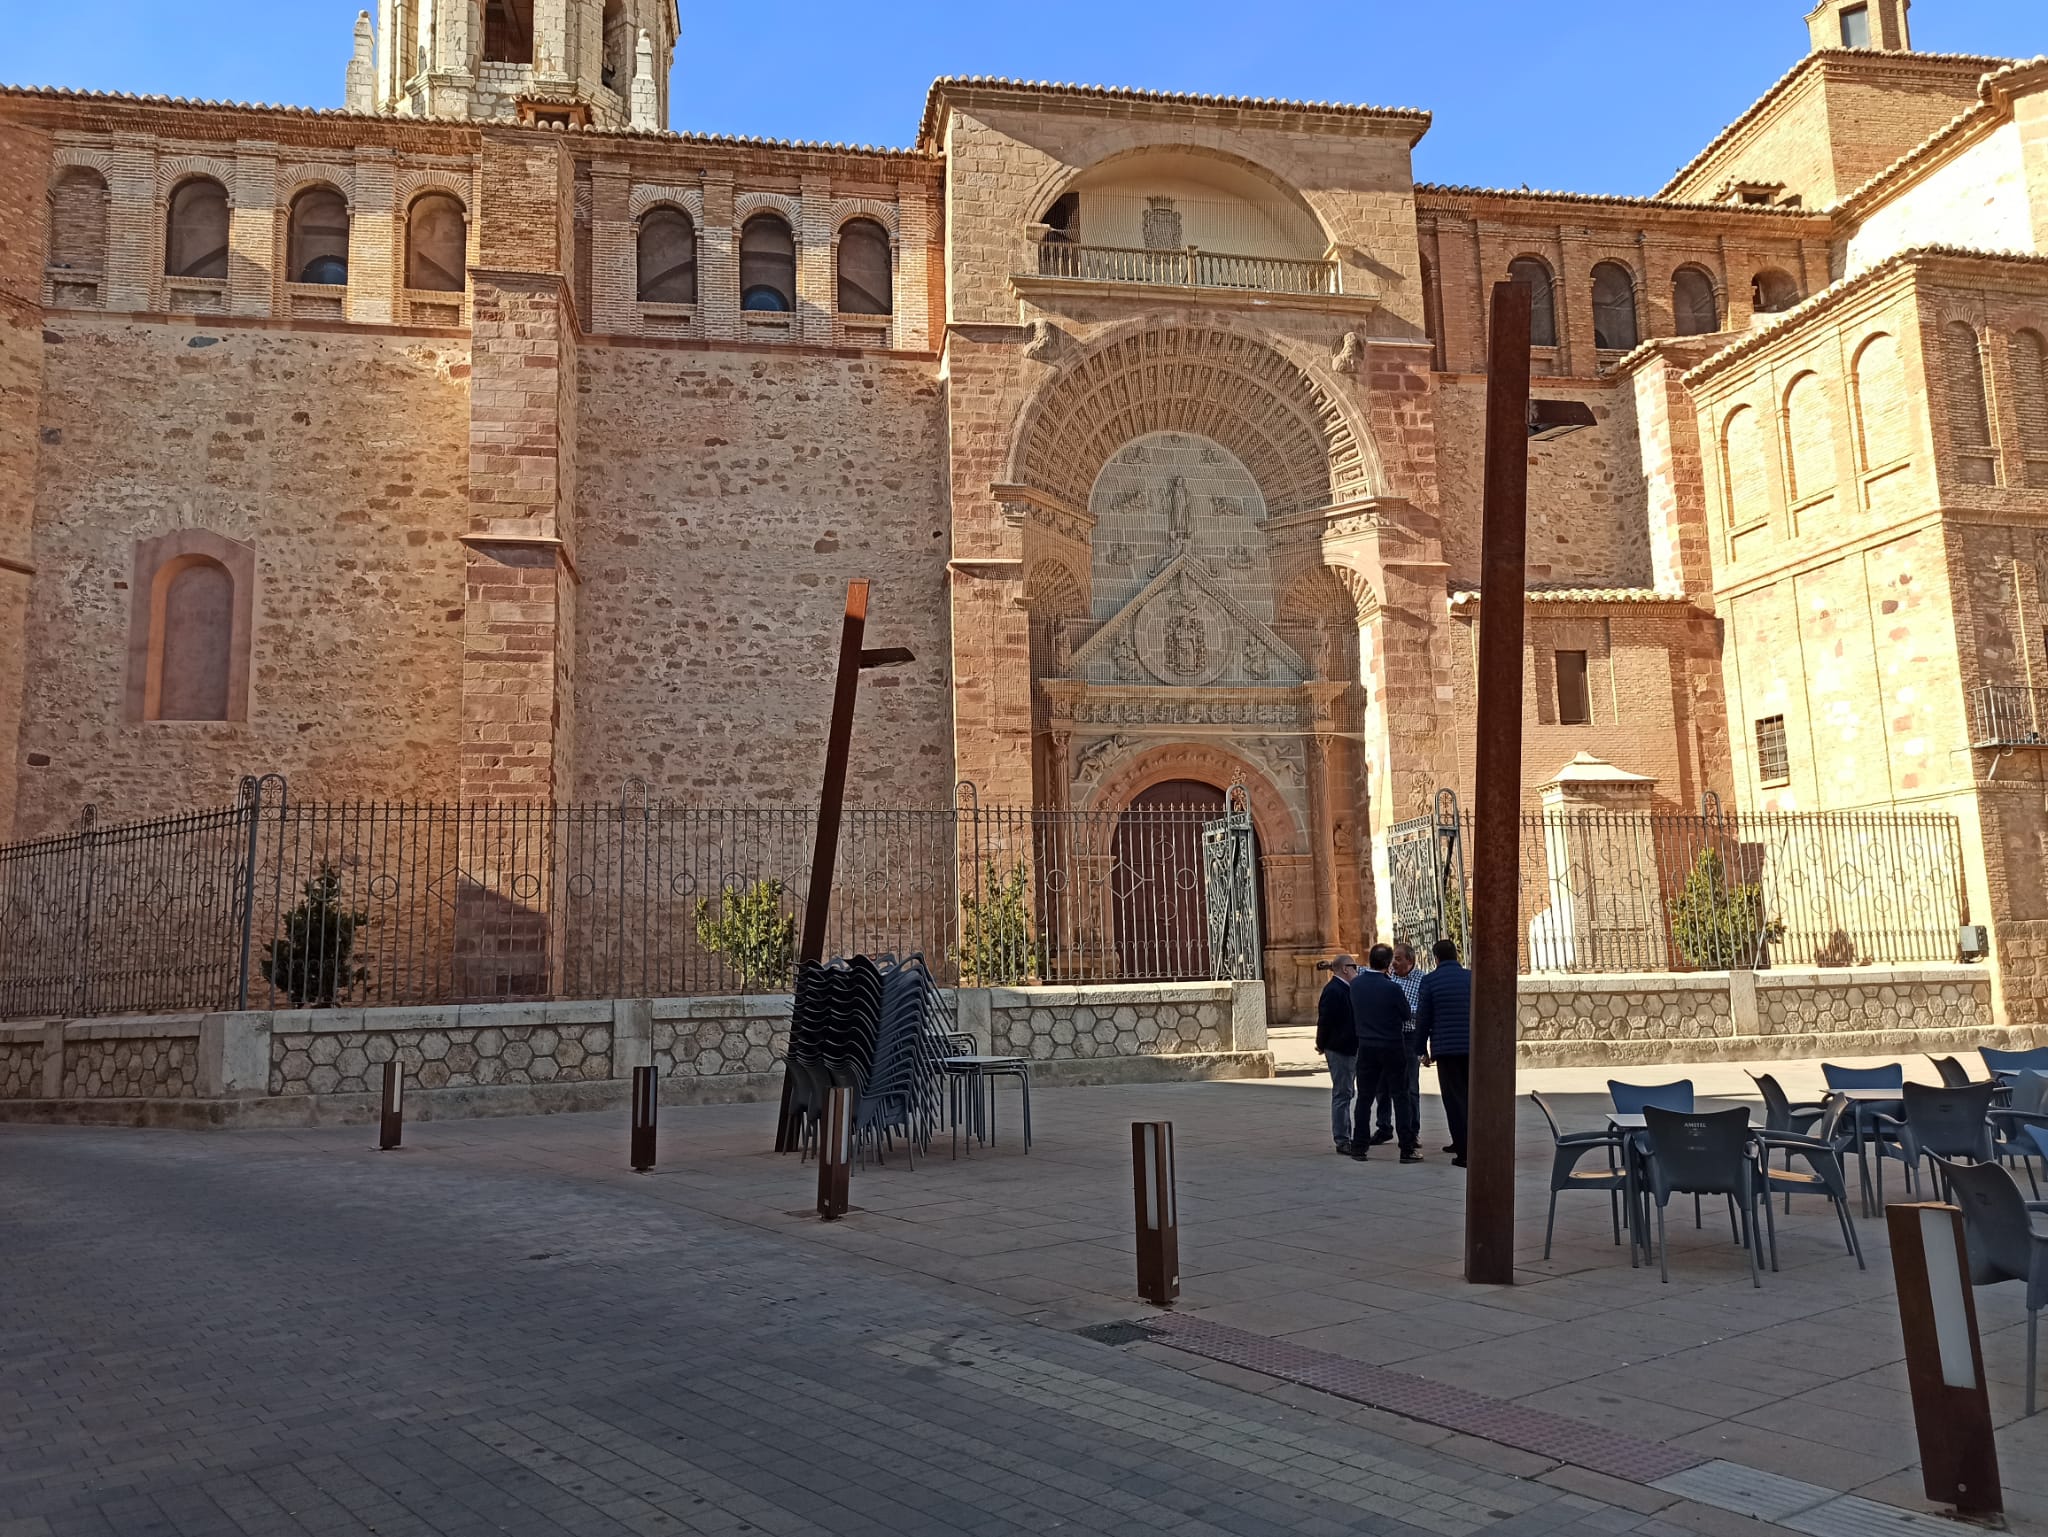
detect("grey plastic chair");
top-left (1755, 1095), bottom-right (1864, 1271)
top-left (1983, 1046), bottom-right (2048, 1079)
top-left (1609, 1080), bottom-right (1694, 1114)
top-left (1872, 1081), bottom-right (1997, 1204)
top-left (1532, 1092), bottom-right (1628, 1261)
top-left (1937, 1156), bottom-right (2048, 1415)
top-left (1641, 1106), bottom-right (1764, 1287)
top-left (1990, 1072), bottom-right (2048, 1197)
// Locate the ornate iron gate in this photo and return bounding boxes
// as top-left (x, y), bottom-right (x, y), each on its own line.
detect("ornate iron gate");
top-left (1387, 789), bottom-right (1467, 966)
top-left (1201, 784), bottom-right (1260, 981)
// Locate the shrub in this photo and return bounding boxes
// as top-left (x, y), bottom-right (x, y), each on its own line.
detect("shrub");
top-left (1668, 847), bottom-right (1784, 970)
top-left (694, 878), bottom-right (796, 994)
top-left (261, 864), bottom-right (369, 1006)
top-left (957, 860), bottom-right (1040, 986)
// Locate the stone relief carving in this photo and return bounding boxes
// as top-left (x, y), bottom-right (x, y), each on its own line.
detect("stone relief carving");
top-left (1162, 575), bottom-right (1208, 678)
top-left (1113, 631), bottom-right (1144, 681)
top-left (1108, 543), bottom-right (1134, 567)
top-left (1332, 332), bottom-right (1362, 375)
top-left (1074, 734), bottom-right (1134, 783)
top-left (1242, 636), bottom-right (1270, 681)
top-left (1142, 198), bottom-right (1183, 251)
top-left (1051, 616), bottom-right (1075, 672)
top-left (1075, 697), bottom-right (1311, 727)
top-left (1023, 318), bottom-right (1061, 363)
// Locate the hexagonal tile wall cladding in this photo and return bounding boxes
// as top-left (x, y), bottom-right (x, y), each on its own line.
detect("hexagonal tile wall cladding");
top-left (63, 1039), bottom-right (199, 1099)
top-left (0, 1043), bottom-right (42, 1098)
top-left (269, 1025), bottom-right (613, 1095)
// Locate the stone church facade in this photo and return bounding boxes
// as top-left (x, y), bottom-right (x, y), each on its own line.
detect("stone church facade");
top-left (2, 0), bottom-right (2047, 1023)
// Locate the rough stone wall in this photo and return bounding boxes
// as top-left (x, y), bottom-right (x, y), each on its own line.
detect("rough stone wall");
top-left (61, 1034), bottom-right (199, 1098)
top-left (15, 321), bottom-right (472, 834)
top-left (572, 344), bottom-right (954, 804)
top-left (0, 125), bottom-right (49, 841)
top-left (269, 1017), bottom-right (614, 1094)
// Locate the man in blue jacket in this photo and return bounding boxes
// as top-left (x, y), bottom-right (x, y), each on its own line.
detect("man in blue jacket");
top-left (1348, 943), bottom-right (1421, 1161)
top-left (1314, 953), bottom-right (1360, 1154)
top-left (1416, 938), bottom-right (1472, 1168)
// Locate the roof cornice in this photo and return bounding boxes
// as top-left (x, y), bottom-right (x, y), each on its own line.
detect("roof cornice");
top-left (1681, 245), bottom-right (2048, 389)
top-left (1656, 48), bottom-right (2014, 202)
top-left (1415, 183), bottom-right (1829, 224)
top-left (1831, 55), bottom-right (2048, 221)
top-left (917, 76), bottom-right (1431, 152)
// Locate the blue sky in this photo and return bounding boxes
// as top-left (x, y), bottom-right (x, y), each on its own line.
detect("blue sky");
top-left (8, 1), bottom-right (2040, 194)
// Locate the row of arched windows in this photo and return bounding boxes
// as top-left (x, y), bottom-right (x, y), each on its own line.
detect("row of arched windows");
top-left (634, 208), bottom-right (893, 315)
top-left (47, 168), bottom-right (470, 295)
top-left (1498, 256), bottom-right (1802, 351)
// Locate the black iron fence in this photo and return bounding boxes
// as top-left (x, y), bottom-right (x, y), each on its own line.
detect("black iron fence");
top-left (1387, 795), bottom-right (1967, 974)
top-left (0, 780), bottom-right (1261, 1021)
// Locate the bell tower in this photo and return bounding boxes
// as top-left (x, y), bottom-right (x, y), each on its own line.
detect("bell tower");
top-left (1805, 0), bottom-right (1911, 52)
top-left (354, 0), bottom-right (676, 129)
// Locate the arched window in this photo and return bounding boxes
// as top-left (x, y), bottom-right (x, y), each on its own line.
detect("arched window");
top-left (1944, 321), bottom-right (1997, 485)
top-left (405, 193), bottom-right (468, 293)
top-left (483, 0), bottom-right (535, 63)
top-left (2013, 329), bottom-right (2048, 488)
top-left (153, 556), bottom-right (235, 721)
top-left (1672, 266), bottom-right (1719, 335)
top-left (602, 0), bottom-right (629, 88)
top-left (288, 186), bottom-right (350, 286)
top-left (1852, 333), bottom-right (1911, 471)
top-left (636, 207), bottom-right (696, 303)
top-left (836, 218), bottom-right (892, 315)
top-left (1752, 268), bottom-right (1800, 315)
top-left (1721, 404), bottom-right (1770, 529)
top-left (48, 167), bottom-right (108, 273)
top-left (165, 177), bottom-right (229, 279)
top-left (1508, 256), bottom-right (1557, 348)
top-left (1590, 262), bottom-right (1638, 351)
top-left (1782, 372), bottom-right (1835, 503)
top-left (740, 213), bottom-right (796, 312)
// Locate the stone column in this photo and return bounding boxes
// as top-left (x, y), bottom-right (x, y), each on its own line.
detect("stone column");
top-left (1305, 731), bottom-right (1338, 949)
top-left (228, 142), bottom-right (278, 318)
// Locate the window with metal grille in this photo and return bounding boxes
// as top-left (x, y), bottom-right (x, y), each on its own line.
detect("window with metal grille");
top-left (165, 177), bottom-right (228, 279)
top-left (288, 187), bottom-right (350, 285)
top-left (1673, 266), bottom-right (1718, 335)
top-left (1555, 651), bottom-right (1591, 725)
top-left (836, 218), bottom-right (892, 315)
top-left (1591, 262), bottom-right (1638, 351)
top-left (1756, 716), bottom-right (1790, 783)
top-left (405, 193), bottom-right (468, 293)
top-left (636, 206), bottom-right (696, 304)
top-left (739, 213), bottom-right (795, 312)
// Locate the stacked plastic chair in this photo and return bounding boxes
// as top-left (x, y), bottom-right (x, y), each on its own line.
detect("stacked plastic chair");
top-left (784, 954), bottom-right (883, 1158)
top-left (851, 954), bottom-right (955, 1166)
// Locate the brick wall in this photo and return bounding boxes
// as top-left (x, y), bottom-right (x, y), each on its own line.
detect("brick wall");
top-left (0, 124), bottom-right (49, 840)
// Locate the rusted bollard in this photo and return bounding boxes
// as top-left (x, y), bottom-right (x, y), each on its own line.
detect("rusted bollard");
top-left (378, 1060), bottom-right (403, 1151)
top-left (630, 1065), bottom-right (658, 1172)
top-left (818, 1086), bottom-right (852, 1219)
top-left (1132, 1121), bottom-right (1178, 1306)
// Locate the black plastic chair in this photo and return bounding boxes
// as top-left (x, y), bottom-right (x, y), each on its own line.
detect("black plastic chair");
top-left (1990, 1072), bottom-right (2048, 1196)
top-left (1641, 1106), bottom-right (1764, 1287)
top-left (1927, 1054), bottom-right (1972, 1088)
top-left (1872, 1081), bottom-right (1997, 1204)
top-left (1755, 1095), bottom-right (1864, 1271)
top-left (1532, 1093), bottom-right (1627, 1261)
top-left (1938, 1156), bottom-right (2048, 1415)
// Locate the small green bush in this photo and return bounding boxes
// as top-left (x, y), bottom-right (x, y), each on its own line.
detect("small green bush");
top-left (1668, 847), bottom-right (1784, 970)
top-left (694, 878), bottom-right (797, 994)
top-left (956, 860), bottom-right (1041, 986)
top-left (261, 864), bottom-right (369, 1006)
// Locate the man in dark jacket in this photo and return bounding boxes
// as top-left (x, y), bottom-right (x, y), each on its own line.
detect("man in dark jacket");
top-left (1314, 953), bottom-right (1360, 1153)
top-left (1416, 938), bottom-right (1473, 1167)
top-left (1348, 944), bottom-right (1421, 1161)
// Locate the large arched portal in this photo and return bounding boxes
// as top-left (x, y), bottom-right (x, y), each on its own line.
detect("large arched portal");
top-left (1110, 779), bottom-right (1270, 980)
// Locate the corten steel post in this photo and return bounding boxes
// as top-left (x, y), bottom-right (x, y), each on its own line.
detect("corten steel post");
top-left (1132, 1121), bottom-right (1179, 1306)
top-left (818, 1085), bottom-right (852, 1219)
top-left (1465, 281), bottom-right (1532, 1286)
top-left (378, 1060), bottom-right (403, 1151)
top-left (1887, 1202), bottom-right (2001, 1517)
top-left (773, 580), bottom-right (913, 1152)
top-left (630, 1064), bottom-right (657, 1172)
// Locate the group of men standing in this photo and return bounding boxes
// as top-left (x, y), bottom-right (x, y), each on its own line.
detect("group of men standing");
top-left (1313, 939), bottom-right (1472, 1166)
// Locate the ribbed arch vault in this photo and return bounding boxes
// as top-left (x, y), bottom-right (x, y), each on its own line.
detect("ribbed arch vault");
top-left (1017, 326), bottom-right (1372, 518)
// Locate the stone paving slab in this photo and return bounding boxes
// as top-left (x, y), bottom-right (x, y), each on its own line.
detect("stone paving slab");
top-left (4, 1117), bottom-right (1727, 1537)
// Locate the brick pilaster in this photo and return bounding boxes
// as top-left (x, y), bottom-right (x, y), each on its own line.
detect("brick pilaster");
top-left (228, 141), bottom-right (278, 318)
top-left (0, 125), bottom-right (50, 839)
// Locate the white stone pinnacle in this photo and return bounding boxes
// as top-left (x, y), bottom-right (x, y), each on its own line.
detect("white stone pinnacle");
top-left (630, 28), bottom-right (661, 131)
top-left (345, 11), bottom-right (376, 114)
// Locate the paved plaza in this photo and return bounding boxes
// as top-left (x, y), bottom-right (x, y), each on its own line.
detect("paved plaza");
top-left (2, 1062), bottom-right (2042, 1536)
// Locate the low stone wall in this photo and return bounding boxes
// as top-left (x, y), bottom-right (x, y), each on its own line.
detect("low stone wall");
top-left (0, 980), bottom-right (1271, 1126)
top-left (1518, 965), bottom-right (2005, 1066)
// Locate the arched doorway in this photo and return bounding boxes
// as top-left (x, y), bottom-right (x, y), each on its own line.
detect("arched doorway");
top-left (1111, 781), bottom-right (1267, 980)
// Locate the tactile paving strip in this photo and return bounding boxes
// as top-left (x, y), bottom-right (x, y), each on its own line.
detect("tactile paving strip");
top-left (1146, 1313), bottom-right (1706, 1485)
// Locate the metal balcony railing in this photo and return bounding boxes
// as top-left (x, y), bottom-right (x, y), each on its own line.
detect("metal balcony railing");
top-left (1034, 240), bottom-right (1341, 296)
top-left (1970, 684), bottom-right (2048, 747)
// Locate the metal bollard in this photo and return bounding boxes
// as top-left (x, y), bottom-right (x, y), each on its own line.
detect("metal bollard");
top-left (1132, 1121), bottom-right (1178, 1306)
top-left (630, 1065), bottom-right (658, 1172)
top-left (378, 1060), bottom-right (403, 1151)
top-left (1887, 1201), bottom-right (2001, 1517)
top-left (817, 1085), bottom-right (852, 1219)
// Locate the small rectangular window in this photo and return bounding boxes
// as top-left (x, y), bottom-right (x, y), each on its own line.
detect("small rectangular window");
top-left (1556, 651), bottom-right (1591, 725)
top-left (1756, 715), bottom-right (1790, 783)
top-left (1839, 4), bottom-right (1871, 47)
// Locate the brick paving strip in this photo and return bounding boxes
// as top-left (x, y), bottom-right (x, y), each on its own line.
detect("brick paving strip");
top-left (1140, 1316), bottom-right (1967, 1537)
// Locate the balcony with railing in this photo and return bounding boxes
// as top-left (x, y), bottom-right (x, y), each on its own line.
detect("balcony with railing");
top-left (1031, 239), bottom-right (1344, 298)
top-left (1970, 683), bottom-right (2048, 747)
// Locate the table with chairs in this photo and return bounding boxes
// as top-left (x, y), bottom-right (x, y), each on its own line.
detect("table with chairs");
top-left (1545, 1045), bottom-right (2048, 1411)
